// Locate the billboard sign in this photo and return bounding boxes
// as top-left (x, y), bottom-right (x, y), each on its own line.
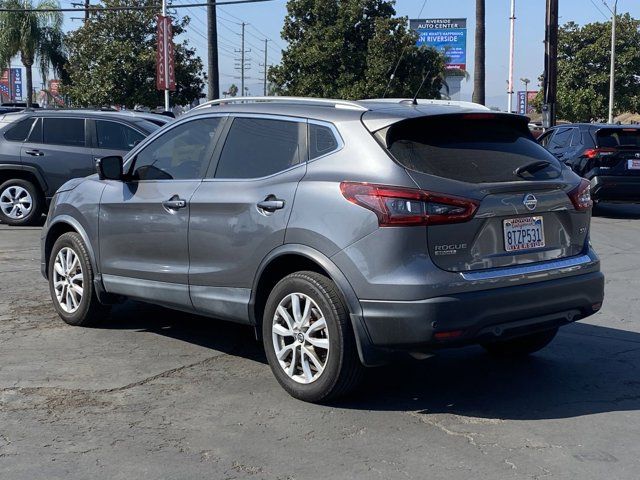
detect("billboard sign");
top-left (11, 68), bottom-right (22, 100)
top-left (0, 68), bottom-right (23, 101)
top-left (518, 91), bottom-right (538, 115)
top-left (156, 15), bottom-right (176, 91)
top-left (410, 18), bottom-right (467, 70)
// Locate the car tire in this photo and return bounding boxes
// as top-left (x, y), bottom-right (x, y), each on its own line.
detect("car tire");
top-left (0, 179), bottom-right (43, 226)
top-left (481, 327), bottom-right (559, 357)
top-left (48, 232), bottom-right (110, 326)
top-left (263, 271), bottom-right (363, 403)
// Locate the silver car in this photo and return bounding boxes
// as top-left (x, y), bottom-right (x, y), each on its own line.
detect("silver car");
top-left (41, 97), bottom-right (604, 402)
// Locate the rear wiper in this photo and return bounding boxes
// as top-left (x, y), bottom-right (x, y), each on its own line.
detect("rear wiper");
top-left (514, 160), bottom-right (551, 178)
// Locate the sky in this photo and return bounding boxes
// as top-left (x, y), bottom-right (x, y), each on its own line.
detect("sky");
top-left (17, 0), bottom-right (640, 109)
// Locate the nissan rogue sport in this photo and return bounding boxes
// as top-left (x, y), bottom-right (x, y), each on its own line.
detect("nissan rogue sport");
top-left (41, 97), bottom-right (605, 402)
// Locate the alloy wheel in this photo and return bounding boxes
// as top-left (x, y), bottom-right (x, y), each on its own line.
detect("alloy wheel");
top-left (53, 247), bottom-right (84, 313)
top-left (0, 185), bottom-right (33, 220)
top-left (272, 292), bottom-right (330, 384)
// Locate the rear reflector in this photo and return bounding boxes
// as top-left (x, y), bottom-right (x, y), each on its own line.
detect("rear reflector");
top-left (340, 182), bottom-right (479, 226)
top-left (568, 178), bottom-right (593, 211)
top-left (434, 330), bottom-right (465, 341)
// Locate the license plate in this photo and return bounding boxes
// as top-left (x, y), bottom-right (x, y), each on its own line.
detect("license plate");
top-left (627, 159), bottom-right (640, 170)
top-left (503, 216), bottom-right (545, 252)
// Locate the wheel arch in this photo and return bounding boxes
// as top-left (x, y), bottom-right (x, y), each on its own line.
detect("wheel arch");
top-left (0, 165), bottom-right (48, 195)
top-left (250, 244), bottom-right (378, 366)
top-left (44, 216), bottom-right (98, 280)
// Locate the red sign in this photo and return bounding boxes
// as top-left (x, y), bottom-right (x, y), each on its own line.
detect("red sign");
top-left (156, 15), bottom-right (176, 91)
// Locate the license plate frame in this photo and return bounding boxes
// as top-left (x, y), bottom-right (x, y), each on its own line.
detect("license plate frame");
top-left (627, 159), bottom-right (640, 170)
top-left (503, 216), bottom-right (545, 252)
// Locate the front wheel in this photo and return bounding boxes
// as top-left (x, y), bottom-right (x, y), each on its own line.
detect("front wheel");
top-left (262, 271), bottom-right (363, 403)
top-left (48, 232), bottom-right (110, 326)
top-left (482, 327), bottom-right (559, 357)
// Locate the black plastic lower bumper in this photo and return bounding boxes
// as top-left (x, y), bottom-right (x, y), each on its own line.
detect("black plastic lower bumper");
top-left (359, 271), bottom-right (604, 350)
top-left (591, 175), bottom-right (640, 202)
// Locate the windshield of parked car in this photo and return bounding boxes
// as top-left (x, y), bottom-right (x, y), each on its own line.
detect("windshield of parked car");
top-left (386, 115), bottom-right (563, 183)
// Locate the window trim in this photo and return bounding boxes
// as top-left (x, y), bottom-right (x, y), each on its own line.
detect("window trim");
top-left (91, 118), bottom-right (148, 150)
top-left (205, 113), bottom-right (309, 181)
top-left (125, 113), bottom-right (229, 182)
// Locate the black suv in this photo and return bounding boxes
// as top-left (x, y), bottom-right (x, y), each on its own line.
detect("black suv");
top-left (539, 123), bottom-right (640, 203)
top-left (0, 110), bottom-right (161, 225)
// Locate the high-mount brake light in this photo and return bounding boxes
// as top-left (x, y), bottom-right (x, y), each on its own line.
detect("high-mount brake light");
top-left (339, 182), bottom-right (479, 226)
top-left (568, 178), bottom-right (593, 211)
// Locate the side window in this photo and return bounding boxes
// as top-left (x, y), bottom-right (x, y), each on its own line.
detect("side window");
top-left (4, 118), bottom-right (35, 142)
top-left (538, 130), bottom-right (554, 147)
top-left (27, 118), bottom-right (42, 143)
top-left (131, 117), bottom-right (223, 181)
top-left (43, 118), bottom-right (85, 147)
top-left (547, 128), bottom-right (572, 150)
top-left (569, 128), bottom-right (582, 147)
top-left (96, 120), bottom-right (144, 150)
top-left (309, 123), bottom-right (339, 159)
top-left (215, 117), bottom-right (304, 179)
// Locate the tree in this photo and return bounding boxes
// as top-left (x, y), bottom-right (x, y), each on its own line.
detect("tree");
top-left (472, 0), bottom-right (485, 105)
top-left (268, 0), bottom-right (445, 100)
top-left (0, 0), bottom-right (66, 107)
top-left (64, 0), bottom-right (205, 108)
top-left (227, 83), bottom-right (238, 97)
top-left (534, 14), bottom-right (640, 122)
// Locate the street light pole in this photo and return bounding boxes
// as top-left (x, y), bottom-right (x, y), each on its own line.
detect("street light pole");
top-left (161, 0), bottom-right (169, 111)
top-left (521, 77), bottom-right (530, 113)
top-left (507, 0), bottom-right (516, 113)
top-left (608, 0), bottom-right (618, 124)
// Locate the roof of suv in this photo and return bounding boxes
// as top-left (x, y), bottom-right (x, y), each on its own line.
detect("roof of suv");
top-left (187, 97), bottom-right (495, 131)
top-left (0, 109), bottom-right (162, 132)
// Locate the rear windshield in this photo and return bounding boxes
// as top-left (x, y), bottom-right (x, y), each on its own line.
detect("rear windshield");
top-left (385, 116), bottom-right (562, 183)
top-left (596, 128), bottom-right (640, 148)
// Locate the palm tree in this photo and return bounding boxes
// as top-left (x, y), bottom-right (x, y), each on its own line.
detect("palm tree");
top-left (0, 0), bottom-right (65, 107)
top-left (472, 0), bottom-right (485, 105)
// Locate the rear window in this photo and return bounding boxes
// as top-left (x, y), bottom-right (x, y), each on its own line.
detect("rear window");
top-left (386, 117), bottom-right (562, 183)
top-left (596, 128), bottom-right (640, 148)
top-left (4, 118), bottom-right (34, 141)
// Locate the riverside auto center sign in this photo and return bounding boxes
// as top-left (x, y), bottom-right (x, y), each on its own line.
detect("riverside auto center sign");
top-left (410, 18), bottom-right (467, 70)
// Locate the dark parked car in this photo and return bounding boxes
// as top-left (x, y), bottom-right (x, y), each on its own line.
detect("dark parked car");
top-left (0, 110), bottom-right (160, 225)
top-left (539, 123), bottom-right (640, 203)
top-left (42, 97), bottom-right (604, 402)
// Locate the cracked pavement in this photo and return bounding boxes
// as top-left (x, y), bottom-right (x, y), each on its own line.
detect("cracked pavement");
top-left (1, 203), bottom-right (640, 479)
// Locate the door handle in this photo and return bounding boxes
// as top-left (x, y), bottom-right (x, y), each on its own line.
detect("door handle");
top-left (162, 196), bottom-right (187, 211)
top-left (257, 196), bottom-right (285, 212)
top-left (25, 150), bottom-right (44, 156)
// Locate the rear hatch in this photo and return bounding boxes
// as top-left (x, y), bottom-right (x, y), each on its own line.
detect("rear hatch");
top-left (374, 113), bottom-right (590, 272)
top-left (591, 127), bottom-right (640, 176)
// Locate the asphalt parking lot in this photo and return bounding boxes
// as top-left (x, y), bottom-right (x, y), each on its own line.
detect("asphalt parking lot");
top-left (1, 204), bottom-right (640, 479)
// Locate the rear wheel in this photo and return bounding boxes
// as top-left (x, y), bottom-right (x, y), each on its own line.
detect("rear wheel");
top-left (0, 179), bottom-right (43, 226)
top-left (48, 232), bottom-right (110, 326)
top-left (482, 327), bottom-right (558, 357)
top-left (263, 271), bottom-right (363, 403)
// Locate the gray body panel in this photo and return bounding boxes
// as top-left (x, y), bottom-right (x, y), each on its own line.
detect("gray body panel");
top-left (41, 99), bottom-right (605, 365)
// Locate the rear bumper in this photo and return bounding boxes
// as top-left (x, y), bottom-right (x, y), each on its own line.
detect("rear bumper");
top-left (359, 270), bottom-right (604, 349)
top-left (591, 175), bottom-right (640, 202)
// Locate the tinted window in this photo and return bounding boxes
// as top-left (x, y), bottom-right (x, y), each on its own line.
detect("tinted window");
top-left (27, 118), bottom-right (42, 142)
top-left (132, 117), bottom-right (223, 181)
top-left (96, 120), bottom-right (145, 150)
top-left (387, 117), bottom-right (562, 183)
top-left (43, 118), bottom-right (85, 146)
top-left (309, 123), bottom-right (339, 159)
top-left (215, 117), bottom-right (304, 179)
top-left (547, 128), bottom-right (572, 149)
top-left (597, 128), bottom-right (640, 148)
top-left (537, 130), bottom-right (554, 147)
top-left (4, 118), bottom-right (34, 141)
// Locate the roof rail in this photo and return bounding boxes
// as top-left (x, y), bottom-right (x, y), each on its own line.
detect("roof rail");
top-left (193, 96), bottom-right (368, 112)
top-left (360, 98), bottom-right (491, 111)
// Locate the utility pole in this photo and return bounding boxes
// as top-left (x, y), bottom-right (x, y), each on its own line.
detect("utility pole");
top-left (261, 39), bottom-right (268, 96)
top-left (507, 0), bottom-right (516, 113)
top-left (543, 0), bottom-right (558, 128)
top-left (207, 0), bottom-right (219, 100)
top-left (84, 0), bottom-right (89, 21)
top-left (608, 0), bottom-right (618, 124)
top-left (234, 23), bottom-right (251, 97)
top-left (161, 0), bottom-right (169, 111)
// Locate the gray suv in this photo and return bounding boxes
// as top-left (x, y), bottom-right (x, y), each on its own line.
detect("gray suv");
top-left (0, 110), bottom-right (162, 225)
top-left (41, 97), bottom-right (605, 402)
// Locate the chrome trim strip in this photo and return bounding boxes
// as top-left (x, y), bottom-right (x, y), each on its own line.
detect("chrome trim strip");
top-left (460, 254), bottom-right (593, 281)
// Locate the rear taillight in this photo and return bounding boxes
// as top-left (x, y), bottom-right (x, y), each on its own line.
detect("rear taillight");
top-left (568, 178), bottom-right (593, 211)
top-left (584, 148), bottom-right (616, 159)
top-left (340, 182), bottom-right (479, 226)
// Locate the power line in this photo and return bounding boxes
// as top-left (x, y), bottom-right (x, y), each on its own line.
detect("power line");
top-left (0, 0), bottom-right (276, 12)
top-left (589, 0), bottom-right (610, 19)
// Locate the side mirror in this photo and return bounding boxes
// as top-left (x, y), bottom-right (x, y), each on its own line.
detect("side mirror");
top-left (96, 156), bottom-right (124, 181)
